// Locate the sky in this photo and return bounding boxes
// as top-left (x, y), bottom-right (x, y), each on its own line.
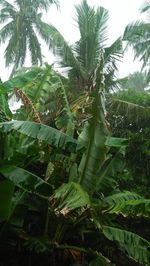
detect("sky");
top-left (0, 0), bottom-right (146, 81)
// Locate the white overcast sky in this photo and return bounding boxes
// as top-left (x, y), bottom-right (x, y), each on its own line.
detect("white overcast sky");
top-left (0, 0), bottom-right (146, 81)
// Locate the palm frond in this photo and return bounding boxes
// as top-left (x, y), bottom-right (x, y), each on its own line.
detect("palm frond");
top-left (0, 21), bottom-right (14, 44)
top-left (32, 0), bottom-right (59, 11)
top-left (4, 33), bottom-right (17, 66)
top-left (140, 0), bottom-right (150, 13)
top-left (16, 0), bottom-right (59, 11)
top-left (75, 1), bottom-right (108, 46)
top-left (123, 21), bottom-right (150, 68)
top-left (0, 13), bottom-right (12, 24)
top-left (73, 1), bottom-right (108, 75)
top-left (27, 26), bottom-right (42, 65)
top-left (0, 0), bottom-right (17, 16)
top-left (108, 96), bottom-right (150, 124)
top-left (43, 23), bottom-right (86, 80)
top-left (104, 38), bottom-right (123, 72)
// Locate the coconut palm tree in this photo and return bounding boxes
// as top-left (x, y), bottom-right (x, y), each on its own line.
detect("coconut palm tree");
top-left (123, 0), bottom-right (150, 70)
top-left (0, 0), bottom-right (59, 77)
top-left (118, 71), bottom-right (150, 92)
top-left (46, 0), bottom-right (122, 92)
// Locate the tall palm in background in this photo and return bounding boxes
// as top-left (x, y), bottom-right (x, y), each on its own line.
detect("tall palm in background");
top-left (47, 0), bottom-right (122, 92)
top-left (0, 0), bottom-right (59, 77)
top-left (123, 0), bottom-right (150, 72)
top-left (119, 71), bottom-right (150, 92)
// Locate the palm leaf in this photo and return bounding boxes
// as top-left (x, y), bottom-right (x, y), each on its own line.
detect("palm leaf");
top-left (104, 38), bottom-right (123, 91)
top-left (35, 15), bottom-right (86, 80)
top-left (123, 21), bottom-right (150, 68)
top-left (74, 1), bottom-right (108, 72)
top-left (0, 21), bottom-right (14, 44)
top-left (27, 26), bottom-right (42, 65)
top-left (22, 0), bottom-right (59, 11)
top-left (108, 96), bottom-right (150, 124)
top-left (0, 0), bottom-right (17, 17)
top-left (140, 1), bottom-right (150, 13)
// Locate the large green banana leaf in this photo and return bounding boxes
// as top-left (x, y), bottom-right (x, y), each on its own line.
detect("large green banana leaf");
top-left (102, 226), bottom-right (150, 265)
top-left (0, 121), bottom-right (77, 152)
top-left (103, 191), bottom-right (142, 205)
top-left (53, 182), bottom-right (90, 212)
top-left (104, 195), bottom-right (150, 218)
top-left (3, 68), bottom-right (41, 91)
top-left (0, 166), bottom-right (52, 197)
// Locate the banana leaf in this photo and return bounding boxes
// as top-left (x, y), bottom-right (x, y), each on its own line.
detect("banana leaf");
top-left (0, 121), bottom-right (77, 152)
top-left (0, 166), bottom-right (52, 197)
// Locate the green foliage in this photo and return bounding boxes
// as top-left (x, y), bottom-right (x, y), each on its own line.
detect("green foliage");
top-left (0, 120), bottom-right (77, 152)
top-left (47, 0), bottom-right (122, 91)
top-left (0, 166), bottom-right (52, 197)
top-left (0, 0), bottom-right (58, 76)
top-left (0, 179), bottom-right (14, 222)
top-left (105, 198), bottom-right (150, 217)
top-left (0, 2), bottom-right (150, 265)
top-left (3, 67), bottom-right (41, 90)
top-left (123, 1), bottom-right (150, 69)
top-left (118, 72), bottom-right (149, 92)
top-left (53, 182), bottom-right (90, 212)
top-left (102, 226), bottom-right (150, 265)
top-left (108, 89), bottom-right (150, 199)
top-left (24, 236), bottom-right (52, 253)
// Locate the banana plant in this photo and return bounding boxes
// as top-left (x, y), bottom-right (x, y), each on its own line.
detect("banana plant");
top-left (0, 60), bottom-right (150, 266)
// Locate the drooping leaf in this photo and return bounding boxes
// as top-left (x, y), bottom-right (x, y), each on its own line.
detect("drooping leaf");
top-left (105, 197), bottom-right (150, 218)
top-left (103, 226), bottom-right (150, 265)
top-left (0, 121), bottom-right (77, 152)
top-left (103, 191), bottom-right (142, 206)
top-left (0, 166), bottom-right (52, 197)
top-left (53, 182), bottom-right (90, 212)
top-left (3, 68), bottom-right (41, 91)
